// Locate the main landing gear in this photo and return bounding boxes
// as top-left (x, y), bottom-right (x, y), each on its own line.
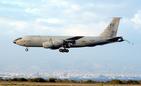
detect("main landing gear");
top-left (59, 48), bottom-right (69, 53)
top-left (58, 42), bottom-right (73, 53)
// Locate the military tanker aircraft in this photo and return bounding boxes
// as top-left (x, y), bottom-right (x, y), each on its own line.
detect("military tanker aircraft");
top-left (13, 17), bottom-right (124, 53)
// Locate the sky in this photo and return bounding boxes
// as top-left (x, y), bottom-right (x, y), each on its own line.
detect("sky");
top-left (0, 0), bottom-right (141, 74)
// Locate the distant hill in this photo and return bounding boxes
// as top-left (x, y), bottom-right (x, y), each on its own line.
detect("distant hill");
top-left (0, 72), bottom-right (141, 81)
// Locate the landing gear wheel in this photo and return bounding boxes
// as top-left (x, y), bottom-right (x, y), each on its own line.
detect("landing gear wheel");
top-left (59, 48), bottom-right (69, 53)
top-left (25, 48), bottom-right (29, 52)
top-left (59, 49), bottom-right (63, 52)
top-left (64, 49), bottom-right (69, 53)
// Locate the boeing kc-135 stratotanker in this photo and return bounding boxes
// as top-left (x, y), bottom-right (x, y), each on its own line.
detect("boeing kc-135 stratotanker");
top-left (13, 17), bottom-right (125, 53)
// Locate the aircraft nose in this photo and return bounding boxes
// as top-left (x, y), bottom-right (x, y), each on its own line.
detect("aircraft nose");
top-left (13, 37), bottom-right (22, 45)
top-left (13, 40), bottom-right (16, 44)
top-left (13, 39), bottom-right (18, 44)
top-left (13, 37), bottom-right (27, 46)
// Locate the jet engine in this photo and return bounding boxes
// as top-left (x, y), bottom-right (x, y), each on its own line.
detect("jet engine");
top-left (43, 40), bottom-right (64, 49)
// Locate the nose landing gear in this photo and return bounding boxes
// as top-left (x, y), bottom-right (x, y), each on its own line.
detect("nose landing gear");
top-left (25, 47), bottom-right (29, 52)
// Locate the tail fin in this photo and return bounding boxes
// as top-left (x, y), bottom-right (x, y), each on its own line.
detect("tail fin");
top-left (100, 17), bottom-right (121, 38)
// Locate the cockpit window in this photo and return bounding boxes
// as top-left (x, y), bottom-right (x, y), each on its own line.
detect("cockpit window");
top-left (15, 37), bottom-right (22, 41)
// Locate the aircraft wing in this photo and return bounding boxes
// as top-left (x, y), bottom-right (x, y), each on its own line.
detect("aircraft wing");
top-left (66, 36), bottom-right (84, 40)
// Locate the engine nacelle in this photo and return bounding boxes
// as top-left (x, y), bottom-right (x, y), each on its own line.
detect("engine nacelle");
top-left (43, 40), bottom-right (64, 49)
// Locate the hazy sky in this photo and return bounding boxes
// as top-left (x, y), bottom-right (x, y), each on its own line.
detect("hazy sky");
top-left (0, 0), bottom-right (141, 74)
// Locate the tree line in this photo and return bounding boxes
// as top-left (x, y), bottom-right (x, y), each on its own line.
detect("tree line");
top-left (0, 77), bottom-right (141, 84)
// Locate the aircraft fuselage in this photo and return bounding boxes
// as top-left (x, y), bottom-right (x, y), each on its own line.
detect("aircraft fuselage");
top-left (14, 36), bottom-right (123, 49)
top-left (13, 17), bottom-right (124, 53)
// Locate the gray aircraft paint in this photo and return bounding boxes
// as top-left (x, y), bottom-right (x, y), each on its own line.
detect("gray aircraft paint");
top-left (13, 17), bottom-right (124, 53)
top-left (100, 17), bottom-right (120, 38)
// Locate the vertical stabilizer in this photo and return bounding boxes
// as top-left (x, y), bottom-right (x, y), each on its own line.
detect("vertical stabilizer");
top-left (100, 17), bottom-right (121, 38)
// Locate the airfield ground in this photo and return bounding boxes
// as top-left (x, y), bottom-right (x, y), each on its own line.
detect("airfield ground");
top-left (0, 82), bottom-right (140, 86)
